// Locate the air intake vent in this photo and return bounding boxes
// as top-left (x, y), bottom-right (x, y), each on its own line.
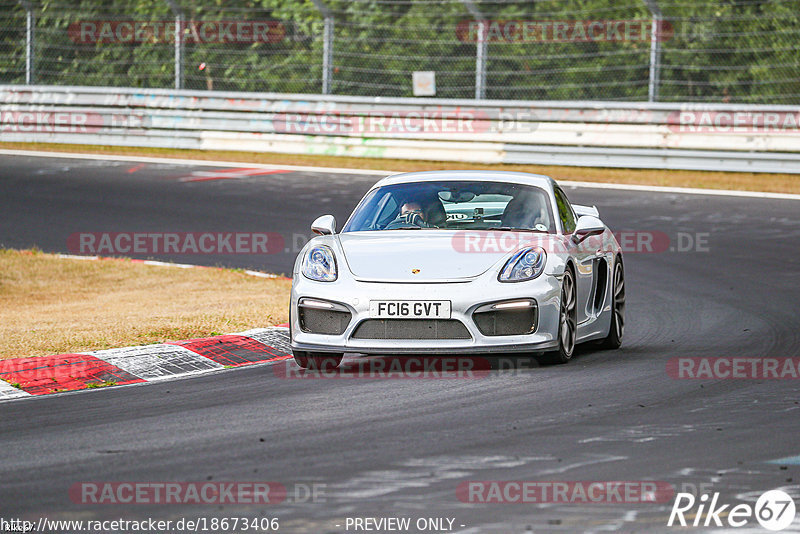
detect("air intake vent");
top-left (473, 302), bottom-right (537, 336)
top-left (298, 303), bottom-right (351, 335)
top-left (352, 319), bottom-right (471, 340)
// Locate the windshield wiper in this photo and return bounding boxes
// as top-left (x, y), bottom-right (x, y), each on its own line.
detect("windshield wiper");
top-left (492, 227), bottom-right (544, 233)
top-left (385, 226), bottom-right (424, 230)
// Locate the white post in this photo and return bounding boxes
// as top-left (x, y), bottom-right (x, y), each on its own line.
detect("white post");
top-left (642, 0), bottom-right (662, 102)
top-left (174, 12), bottom-right (184, 89)
top-left (461, 0), bottom-right (486, 99)
top-left (311, 0), bottom-right (334, 94)
top-left (475, 20), bottom-right (487, 99)
top-left (19, 0), bottom-right (34, 84)
top-left (322, 17), bottom-right (333, 94)
top-left (165, 0), bottom-right (184, 89)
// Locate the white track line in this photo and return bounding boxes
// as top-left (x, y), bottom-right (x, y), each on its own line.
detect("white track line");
top-left (1, 148), bottom-right (799, 200)
top-left (55, 254), bottom-right (283, 278)
top-left (559, 179), bottom-right (800, 200)
top-left (55, 253), bottom-right (100, 260)
top-left (0, 149), bottom-right (391, 175)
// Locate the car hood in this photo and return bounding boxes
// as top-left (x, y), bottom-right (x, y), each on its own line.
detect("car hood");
top-left (337, 230), bottom-right (548, 282)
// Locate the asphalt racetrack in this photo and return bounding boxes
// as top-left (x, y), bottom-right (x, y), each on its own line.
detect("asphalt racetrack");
top-left (1, 153), bottom-right (799, 533)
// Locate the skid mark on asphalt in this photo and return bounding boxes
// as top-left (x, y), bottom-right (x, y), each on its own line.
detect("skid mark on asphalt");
top-left (686, 392), bottom-right (800, 415)
top-left (535, 454), bottom-right (627, 476)
top-left (331, 468), bottom-right (473, 500)
top-left (178, 168), bottom-right (293, 182)
top-left (126, 163), bottom-right (146, 173)
top-left (768, 456), bottom-right (800, 465)
top-left (577, 424), bottom-right (700, 444)
top-left (402, 455), bottom-right (554, 470)
top-left (298, 453), bottom-right (676, 533)
top-left (327, 455), bottom-right (550, 502)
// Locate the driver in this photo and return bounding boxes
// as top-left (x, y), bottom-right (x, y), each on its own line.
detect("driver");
top-left (399, 202), bottom-right (428, 227)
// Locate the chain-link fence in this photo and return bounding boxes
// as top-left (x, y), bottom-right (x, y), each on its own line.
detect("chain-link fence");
top-left (1, 0), bottom-right (798, 103)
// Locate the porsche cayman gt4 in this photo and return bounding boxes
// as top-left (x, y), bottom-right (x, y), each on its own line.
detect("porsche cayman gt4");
top-left (290, 171), bottom-right (624, 369)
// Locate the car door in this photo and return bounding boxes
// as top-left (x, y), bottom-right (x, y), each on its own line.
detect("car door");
top-left (554, 186), bottom-right (594, 324)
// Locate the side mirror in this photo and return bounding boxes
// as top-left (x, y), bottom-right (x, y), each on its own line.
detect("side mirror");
top-left (311, 214), bottom-right (336, 235)
top-left (572, 215), bottom-right (605, 243)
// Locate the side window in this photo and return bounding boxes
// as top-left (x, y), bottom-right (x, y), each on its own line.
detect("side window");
top-left (554, 187), bottom-right (577, 234)
top-left (375, 194), bottom-right (399, 228)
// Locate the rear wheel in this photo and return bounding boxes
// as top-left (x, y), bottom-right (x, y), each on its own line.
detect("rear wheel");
top-left (537, 267), bottom-right (577, 365)
top-left (293, 351), bottom-right (343, 370)
top-left (598, 259), bottom-right (625, 349)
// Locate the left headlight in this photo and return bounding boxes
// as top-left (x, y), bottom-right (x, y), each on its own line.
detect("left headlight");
top-left (301, 245), bottom-right (337, 282)
top-left (498, 246), bottom-right (546, 282)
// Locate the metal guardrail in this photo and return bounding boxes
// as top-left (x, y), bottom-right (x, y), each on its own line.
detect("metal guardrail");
top-left (2, 85), bottom-right (800, 173)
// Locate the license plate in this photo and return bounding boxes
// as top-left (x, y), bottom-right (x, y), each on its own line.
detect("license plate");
top-left (369, 300), bottom-right (451, 319)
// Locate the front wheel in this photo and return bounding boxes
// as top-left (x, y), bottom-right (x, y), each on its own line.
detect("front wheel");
top-left (598, 259), bottom-right (625, 349)
top-left (537, 267), bottom-right (577, 366)
top-left (293, 351), bottom-right (343, 370)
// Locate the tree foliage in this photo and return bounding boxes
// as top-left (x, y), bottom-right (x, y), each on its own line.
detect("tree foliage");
top-left (0, 0), bottom-right (798, 102)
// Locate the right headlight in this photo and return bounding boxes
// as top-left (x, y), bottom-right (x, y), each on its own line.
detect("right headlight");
top-left (301, 245), bottom-right (337, 282)
top-left (498, 246), bottom-right (546, 283)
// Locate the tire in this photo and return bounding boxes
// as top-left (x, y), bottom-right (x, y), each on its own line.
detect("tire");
top-left (537, 267), bottom-right (577, 365)
top-left (293, 351), bottom-right (344, 370)
top-left (598, 258), bottom-right (625, 350)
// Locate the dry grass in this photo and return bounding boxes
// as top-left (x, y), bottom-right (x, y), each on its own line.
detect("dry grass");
top-left (0, 249), bottom-right (291, 360)
top-left (2, 141), bottom-right (799, 194)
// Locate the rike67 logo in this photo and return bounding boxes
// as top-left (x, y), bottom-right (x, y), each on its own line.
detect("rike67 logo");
top-left (668, 489), bottom-right (796, 531)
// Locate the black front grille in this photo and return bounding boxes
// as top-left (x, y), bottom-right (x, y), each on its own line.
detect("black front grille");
top-left (352, 319), bottom-right (471, 340)
top-left (473, 307), bottom-right (537, 336)
top-left (299, 307), bottom-right (352, 335)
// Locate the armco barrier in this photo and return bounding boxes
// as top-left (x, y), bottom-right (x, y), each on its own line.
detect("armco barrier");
top-left (2, 85), bottom-right (800, 173)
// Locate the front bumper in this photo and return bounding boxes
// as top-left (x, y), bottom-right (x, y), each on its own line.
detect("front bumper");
top-left (290, 272), bottom-right (562, 355)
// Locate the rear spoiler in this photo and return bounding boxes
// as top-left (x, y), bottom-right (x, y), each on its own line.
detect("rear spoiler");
top-left (573, 204), bottom-right (600, 218)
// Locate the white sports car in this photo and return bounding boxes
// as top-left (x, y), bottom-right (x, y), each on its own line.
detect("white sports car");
top-left (289, 171), bottom-right (624, 368)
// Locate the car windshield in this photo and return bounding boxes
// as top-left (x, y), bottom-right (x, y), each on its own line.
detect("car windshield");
top-left (342, 180), bottom-right (555, 233)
